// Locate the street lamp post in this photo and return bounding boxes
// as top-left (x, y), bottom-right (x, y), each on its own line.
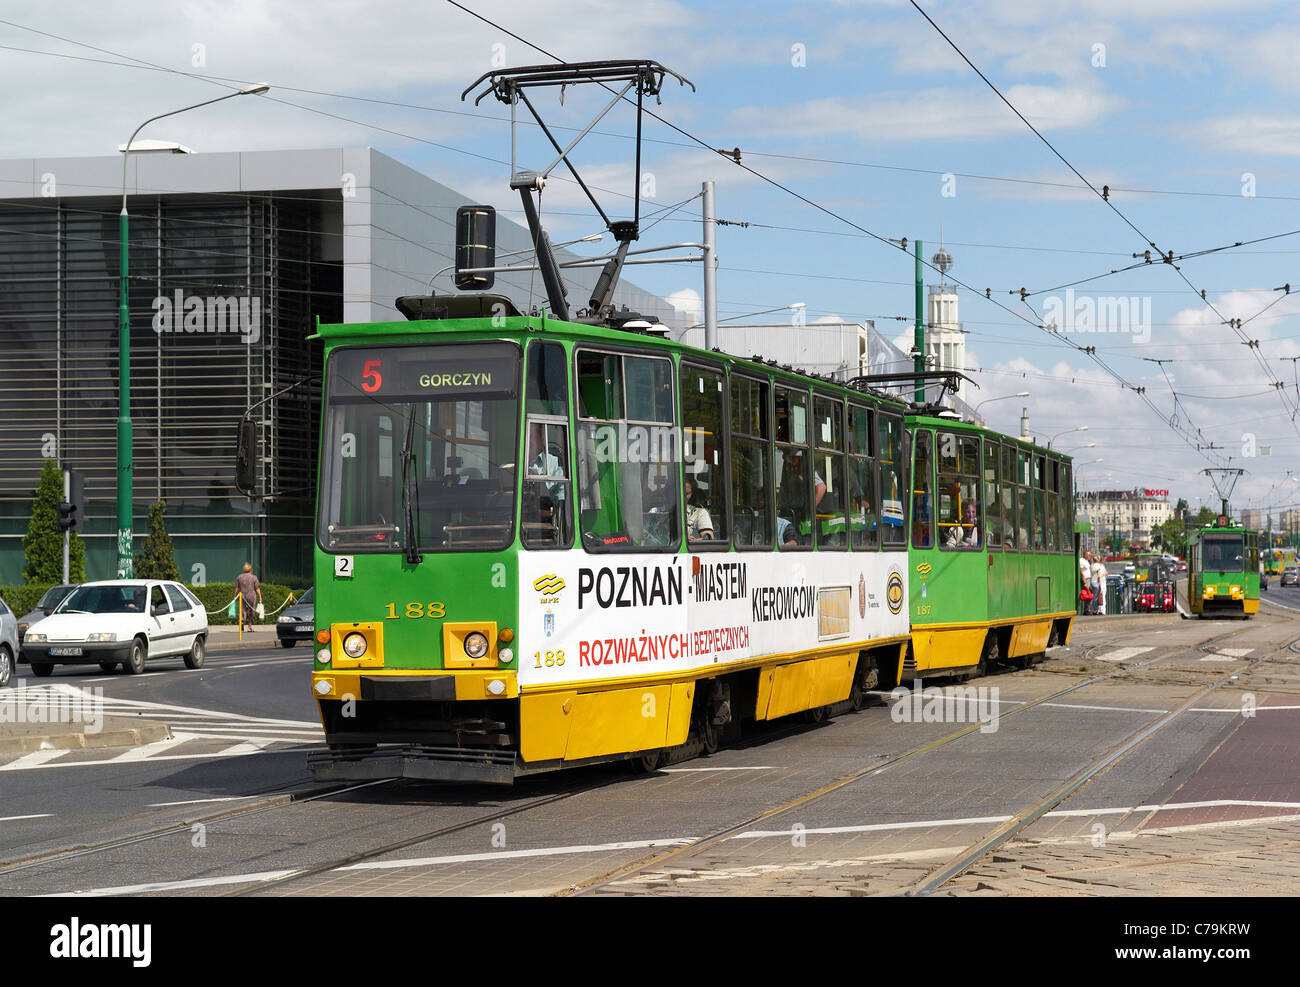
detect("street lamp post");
top-left (1048, 424), bottom-right (1087, 448)
top-left (117, 84), bottom-right (269, 578)
top-left (973, 391), bottom-right (1029, 424)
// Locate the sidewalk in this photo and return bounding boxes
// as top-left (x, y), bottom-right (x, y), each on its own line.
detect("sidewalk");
top-left (206, 623), bottom-right (298, 652)
top-left (0, 714), bottom-right (171, 755)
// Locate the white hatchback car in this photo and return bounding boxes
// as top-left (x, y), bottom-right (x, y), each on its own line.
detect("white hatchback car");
top-left (21, 580), bottom-right (208, 676)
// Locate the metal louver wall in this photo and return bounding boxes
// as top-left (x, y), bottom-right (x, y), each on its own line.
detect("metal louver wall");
top-left (0, 192), bottom-right (339, 583)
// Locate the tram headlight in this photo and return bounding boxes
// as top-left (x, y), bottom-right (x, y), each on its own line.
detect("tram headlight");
top-left (342, 632), bottom-right (369, 658)
top-left (464, 632), bottom-right (489, 659)
top-left (498, 647), bottom-right (514, 664)
top-left (316, 648), bottom-right (331, 664)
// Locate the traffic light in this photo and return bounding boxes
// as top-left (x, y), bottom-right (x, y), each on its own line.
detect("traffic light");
top-left (67, 469), bottom-right (85, 532)
top-left (56, 500), bottom-right (76, 532)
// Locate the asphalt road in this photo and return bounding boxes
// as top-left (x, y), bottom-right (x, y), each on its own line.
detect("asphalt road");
top-left (4, 613), bottom-right (1300, 897)
top-left (0, 644), bottom-right (319, 865)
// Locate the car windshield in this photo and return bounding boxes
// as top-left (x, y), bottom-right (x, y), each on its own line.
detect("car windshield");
top-left (39, 585), bottom-right (76, 610)
top-left (298, 587), bottom-right (314, 605)
top-left (57, 584), bottom-right (148, 614)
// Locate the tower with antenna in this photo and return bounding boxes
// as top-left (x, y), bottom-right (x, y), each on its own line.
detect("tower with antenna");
top-left (927, 238), bottom-right (965, 400)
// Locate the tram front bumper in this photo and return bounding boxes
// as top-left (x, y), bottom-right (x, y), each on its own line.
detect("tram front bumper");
top-left (307, 744), bottom-right (519, 785)
top-left (312, 669), bottom-right (519, 702)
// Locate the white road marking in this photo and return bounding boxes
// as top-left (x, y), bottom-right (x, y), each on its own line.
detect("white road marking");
top-left (41, 869), bottom-right (303, 897)
top-left (1216, 648), bottom-right (1254, 657)
top-left (147, 795), bottom-right (262, 807)
top-left (661, 766), bottom-right (775, 773)
top-left (0, 813), bottom-right (53, 822)
top-left (339, 838), bottom-right (696, 872)
top-left (1, 750), bottom-right (70, 769)
top-left (1094, 647), bottom-right (1154, 663)
top-left (734, 799), bottom-right (1300, 839)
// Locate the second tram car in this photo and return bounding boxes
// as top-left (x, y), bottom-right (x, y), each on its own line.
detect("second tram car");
top-left (903, 414), bottom-right (1076, 678)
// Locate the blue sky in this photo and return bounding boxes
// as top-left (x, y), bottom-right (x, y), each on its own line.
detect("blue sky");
top-left (5, 0), bottom-right (1300, 517)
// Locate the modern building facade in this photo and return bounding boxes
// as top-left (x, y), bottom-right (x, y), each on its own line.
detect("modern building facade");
top-left (0, 147), bottom-right (683, 584)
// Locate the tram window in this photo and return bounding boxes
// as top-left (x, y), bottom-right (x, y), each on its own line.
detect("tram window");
top-left (849, 404), bottom-right (877, 549)
top-left (522, 419), bottom-right (572, 549)
top-left (575, 349), bottom-right (679, 552)
top-left (681, 363), bottom-right (727, 546)
top-left (730, 375), bottom-right (772, 549)
top-left (938, 432), bottom-right (981, 550)
top-left (1000, 444), bottom-right (1016, 554)
top-left (911, 430), bottom-right (934, 550)
top-left (878, 413), bottom-right (906, 546)
top-left (1059, 463), bottom-right (1072, 551)
top-left (1032, 488), bottom-right (1045, 551)
top-left (526, 341), bottom-right (568, 416)
top-left (775, 387), bottom-right (814, 549)
top-left (814, 395), bottom-right (847, 549)
top-left (984, 439), bottom-right (1001, 550)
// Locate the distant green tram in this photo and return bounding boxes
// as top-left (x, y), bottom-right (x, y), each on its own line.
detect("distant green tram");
top-left (904, 414), bottom-right (1077, 677)
top-left (1188, 522), bottom-right (1260, 618)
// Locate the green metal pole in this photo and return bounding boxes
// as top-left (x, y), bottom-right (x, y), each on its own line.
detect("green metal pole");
top-left (914, 239), bottom-right (924, 404)
top-left (117, 206), bottom-right (133, 578)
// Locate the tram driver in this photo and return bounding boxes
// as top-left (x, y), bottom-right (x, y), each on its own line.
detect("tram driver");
top-left (684, 478), bottom-right (714, 541)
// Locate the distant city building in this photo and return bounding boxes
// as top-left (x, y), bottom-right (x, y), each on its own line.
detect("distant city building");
top-left (1240, 508), bottom-right (1267, 531)
top-left (1079, 488), bottom-right (1172, 548)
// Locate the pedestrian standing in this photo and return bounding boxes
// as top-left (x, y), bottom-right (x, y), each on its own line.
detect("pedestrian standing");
top-left (1080, 550), bottom-right (1093, 614)
top-left (235, 562), bottom-right (262, 632)
top-left (1092, 556), bottom-right (1108, 615)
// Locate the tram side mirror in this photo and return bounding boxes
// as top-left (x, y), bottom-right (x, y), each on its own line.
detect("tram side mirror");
top-left (455, 205), bottom-right (496, 290)
top-left (235, 417), bottom-right (256, 496)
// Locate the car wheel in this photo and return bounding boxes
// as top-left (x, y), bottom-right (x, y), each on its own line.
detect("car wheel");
top-left (124, 639), bottom-right (147, 675)
top-left (0, 645), bottom-right (12, 688)
top-left (98, 662), bottom-right (118, 673)
top-left (184, 635), bottom-right (206, 670)
top-left (280, 639), bottom-right (296, 649)
top-left (30, 663), bottom-right (53, 677)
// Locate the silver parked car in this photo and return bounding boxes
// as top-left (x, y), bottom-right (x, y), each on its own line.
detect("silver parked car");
top-left (0, 594), bottom-right (19, 688)
top-left (276, 587), bottom-right (314, 648)
top-left (17, 583), bottom-right (78, 643)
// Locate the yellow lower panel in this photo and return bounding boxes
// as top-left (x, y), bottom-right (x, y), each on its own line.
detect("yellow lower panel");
top-left (310, 669), bottom-right (518, 701)
top-left (666, 682), bottom-right (695, 747)
top-left (1060, 617), bottom-right (1075, 646)
top-left (1009, 620), bottom-right (1052, 657)
top-left (755, 653), bottom-right (856, 721)
top-left (565, 685), bottom-right (674, 760)
top-left (1244, 598), bottom-right (1260, 614)
top-left (520, 691), bottom-right (575, 763)
top-left (912, 627), bottom-right (988, 672)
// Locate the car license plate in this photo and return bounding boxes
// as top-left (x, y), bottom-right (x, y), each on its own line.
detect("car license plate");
top-left (50, 647), bottom-right (83, 657)
top-left (296, 625), bottom-right (312, 633)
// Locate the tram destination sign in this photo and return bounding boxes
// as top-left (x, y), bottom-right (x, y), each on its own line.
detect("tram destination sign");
top-left (330, 344), bottom-right (519, 400)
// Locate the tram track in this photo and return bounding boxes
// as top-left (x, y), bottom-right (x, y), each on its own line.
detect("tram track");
top-left (567, 622), bottom-right (1291, 896)
top-left (906, 635), bottom-right (1300, 896)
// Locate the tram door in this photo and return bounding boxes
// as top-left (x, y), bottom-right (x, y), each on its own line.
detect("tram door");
top-left (1188, 540), bottom-right (1201, 615)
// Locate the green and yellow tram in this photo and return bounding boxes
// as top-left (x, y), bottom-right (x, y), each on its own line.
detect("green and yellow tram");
top-left (1188, 520), bottom-right (1260, 618)
top-left (306, 298), bottom-right (916, 783)
top-left (904, 414), bottom-right (1076, 678)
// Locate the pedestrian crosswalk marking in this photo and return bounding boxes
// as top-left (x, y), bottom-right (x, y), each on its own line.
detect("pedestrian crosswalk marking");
top-left (1095, 647), bottom-right (1153, 663)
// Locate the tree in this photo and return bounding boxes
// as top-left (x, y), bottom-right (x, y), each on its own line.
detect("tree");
top-left (23, 458), bottom-right (85, 584)
top-left (1175, 497), bottom-right (1189, 520)
top-left (135, 500), bottom-right (179, 580)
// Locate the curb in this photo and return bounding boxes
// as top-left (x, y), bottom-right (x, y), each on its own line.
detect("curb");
top-left (0, 719), bottom-right (172, 754)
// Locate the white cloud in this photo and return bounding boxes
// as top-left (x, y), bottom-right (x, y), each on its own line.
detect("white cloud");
top-left (728, 86), bottom-right (1123, 142)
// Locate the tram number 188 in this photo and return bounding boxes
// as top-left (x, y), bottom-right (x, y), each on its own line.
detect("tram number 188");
top-left (384, 602), bottom-right (447, 619)
top-left (534, 650), bottom-right (565, 668)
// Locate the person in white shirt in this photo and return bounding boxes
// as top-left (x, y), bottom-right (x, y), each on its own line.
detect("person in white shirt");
top-left (683, 478), bottom-right (714, 542)
top-left (1092, 557), bottom-right (1108, 615)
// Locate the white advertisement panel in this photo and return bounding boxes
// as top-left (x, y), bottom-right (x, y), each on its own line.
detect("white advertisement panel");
top-left (517, 550), bottom-right (908, 688)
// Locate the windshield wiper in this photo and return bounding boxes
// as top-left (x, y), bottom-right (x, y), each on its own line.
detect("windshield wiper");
top-left (400, 406), bottom-right (424, 565)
